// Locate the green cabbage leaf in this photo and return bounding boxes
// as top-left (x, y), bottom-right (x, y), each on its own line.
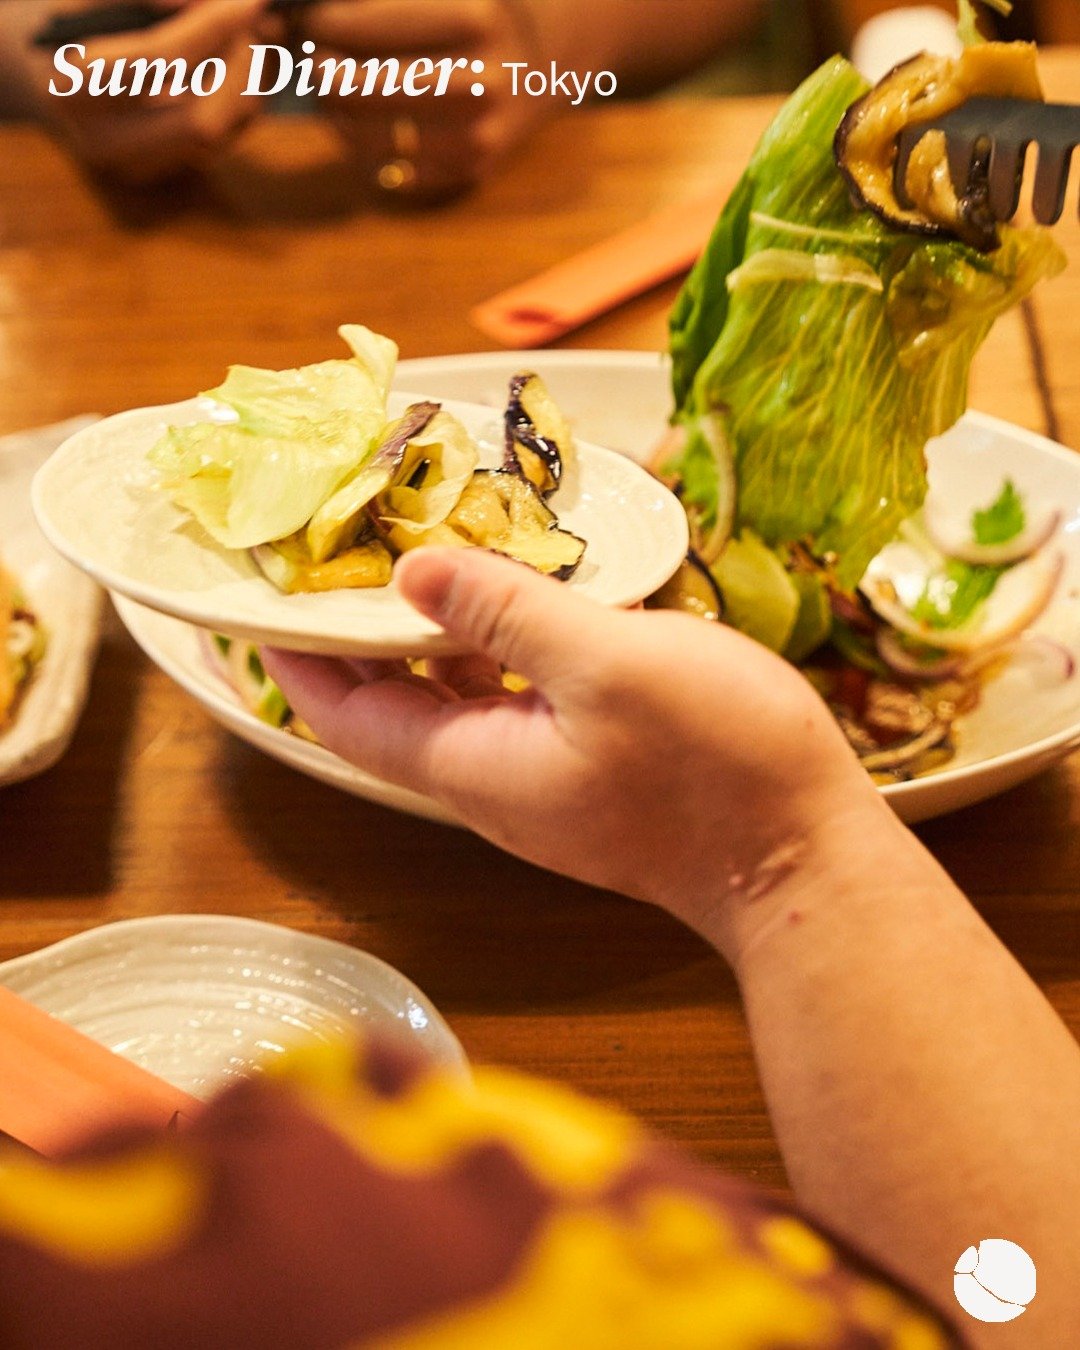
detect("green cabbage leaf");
top-left (668, 56), bottom-right (1065, 609)
top-left (149, 324), bottom-right (396, 550)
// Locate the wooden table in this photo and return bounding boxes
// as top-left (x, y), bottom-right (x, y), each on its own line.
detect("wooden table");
top-left (2, 51), bottom-right (1079, 1192)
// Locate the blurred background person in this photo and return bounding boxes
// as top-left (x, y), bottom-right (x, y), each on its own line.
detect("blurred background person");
top-left (0, 0), bottom-right (771, 193)
top-left (2, 2), bottom-right (1073, 195)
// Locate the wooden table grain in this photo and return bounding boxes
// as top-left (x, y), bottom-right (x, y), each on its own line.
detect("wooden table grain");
top-left (2, 51), bottom-right (1079, 1191)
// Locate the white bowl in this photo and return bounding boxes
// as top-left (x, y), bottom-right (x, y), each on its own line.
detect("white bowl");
top-left (0, 914), bottom-right (466, 1099)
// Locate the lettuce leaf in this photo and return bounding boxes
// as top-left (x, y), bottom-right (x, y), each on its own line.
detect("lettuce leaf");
top-left (668, 56), bottom-right (1065, 603)
top-left (149, 325), bottom-right (396, 550)
top-left (377, 412), bottom-right (480, 534)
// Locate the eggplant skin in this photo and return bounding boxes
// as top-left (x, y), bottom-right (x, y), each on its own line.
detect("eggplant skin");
top-left (503, 372), bottom-right (570, 496)
top-left (833, 44), bottom-right (1042, 253)
top-left (645, 552), bottom-right (723, 622)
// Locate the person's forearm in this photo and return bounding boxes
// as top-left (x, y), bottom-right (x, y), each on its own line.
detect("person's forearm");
top-left (704, 796), bottom-right (1080, 1347)
top-left (519, 0), bottom-right (768, 94)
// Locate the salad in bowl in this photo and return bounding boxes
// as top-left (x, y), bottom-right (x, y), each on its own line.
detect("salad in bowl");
top-left (653, 5), bottom-right (1070, 781)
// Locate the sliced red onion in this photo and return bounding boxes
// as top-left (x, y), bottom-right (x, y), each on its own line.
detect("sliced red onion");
top-left (695, 413), bottom-right (736, 564)
top-left (1010, 633), bottom-right (1076, 682)
top-left (875, 628), bottom-right (963, 681)
top-left (226, 638), bottom-right (265, 714)
top-left (923, 503), bottom-right (1061, 567)
top-left (863, 549), bottom-right (1064, 653)
top-left (831, 588), bottom-right (877, 634)
top-left (858, 720), bottom-right (950, 772)
top-left (647, 423), bottom-right (686, 480)
top-left (5, 618), bottom-right (37, 662)
top-left (653, 413), bottom-right (735, 565)
top-left (198, 629), bottom-right (233, 687)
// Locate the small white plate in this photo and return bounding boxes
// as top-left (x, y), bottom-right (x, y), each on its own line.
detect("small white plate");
top-left (116, 353), bottom-right (1080, 825)
top-left (0, 915), bottom-right (467, 1099)
top-left (31, 392), bottom-right (689, 659)
top-left (0, 419), bottom-right (105, 788)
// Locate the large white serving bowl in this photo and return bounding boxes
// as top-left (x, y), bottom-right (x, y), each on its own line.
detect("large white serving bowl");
top-left (117, 351), bottom-right (1080, 825)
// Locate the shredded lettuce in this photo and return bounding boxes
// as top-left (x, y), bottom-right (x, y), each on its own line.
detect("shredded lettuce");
top-left (149, 325), bottom-right (397, 550)
top-left (668, 55), bottom-right (1064, 633)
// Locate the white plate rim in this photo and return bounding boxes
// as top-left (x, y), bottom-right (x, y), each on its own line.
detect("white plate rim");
top-left (881, 408), bottom-right (1080, 807)
top-left (1, 417), bottom-right (106, 787)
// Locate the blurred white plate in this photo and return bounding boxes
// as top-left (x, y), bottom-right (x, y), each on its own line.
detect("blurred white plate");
top-left (119, 353), bottom-right (1080, 825)
top-left (0, 418), bottom-right (104, 788)
top-left (0, 914), bottom-right (466, 1099)
top-left (31, 392), bottom-right (688, 659)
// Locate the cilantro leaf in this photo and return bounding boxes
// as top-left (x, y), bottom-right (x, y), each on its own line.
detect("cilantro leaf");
top-left (972, 479), bottom-right (1026, 545)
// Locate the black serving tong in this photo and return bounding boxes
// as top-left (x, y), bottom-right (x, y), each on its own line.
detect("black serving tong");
top-left (895, 97), bottom-right (1080, 226)
top-left (33, 0), bottom-right (320, 49)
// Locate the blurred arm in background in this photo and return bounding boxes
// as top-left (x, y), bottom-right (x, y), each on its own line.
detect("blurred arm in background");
top-left (0, 0), bottom-right (767, 193)
top-left (289, 0), bottom-right (770, 199)
top-left (0, 0), bottom-right (275, 182)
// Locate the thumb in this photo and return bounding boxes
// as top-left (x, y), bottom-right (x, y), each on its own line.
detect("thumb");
top-left (395, 548), bottom-right (619, 691)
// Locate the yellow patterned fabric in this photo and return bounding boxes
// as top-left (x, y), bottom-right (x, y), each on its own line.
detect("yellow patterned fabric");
top-left (0, 1037), bottom-right (963, 1349)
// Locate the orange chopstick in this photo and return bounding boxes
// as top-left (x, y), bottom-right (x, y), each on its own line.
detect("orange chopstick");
top-left (0, 986), bottom-right (200, 1156)
top-left (469, 188), bottom-right (729, 348)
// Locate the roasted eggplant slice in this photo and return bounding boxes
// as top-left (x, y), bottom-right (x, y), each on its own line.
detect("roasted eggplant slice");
top-left (305, 401), bottom-right (439, 563)
top-left (252, 531), bottom-right (393, 593)
top-left (645, 552), bottom-right (723, 622)
top-left (834, 43), bottom-right (1042, 251)
top-left (381, 520), bottom-right (472, 555)
top-left (446, 469), bottom-right (586, 578)
top-left (504, 373), bottom-right (575, 496)
top-left (443, 471), bottom-right (512, 545)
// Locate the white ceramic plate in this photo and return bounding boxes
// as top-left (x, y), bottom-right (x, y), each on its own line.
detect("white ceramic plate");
top-left (0, 419), bottom-right (105, 788)
top-left (118, 353), bottom-right (1080, 825)
top-left (31, 392), bottom-right (688, 659)
top-left (0, 915), bottom-right (467, 1099)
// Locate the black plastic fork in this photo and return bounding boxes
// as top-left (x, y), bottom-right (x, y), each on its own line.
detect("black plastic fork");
top-left (894, 97), bottom-right (1080, 225)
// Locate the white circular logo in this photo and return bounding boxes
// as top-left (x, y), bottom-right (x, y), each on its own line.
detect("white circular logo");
top-left (954, 1240), bottom-right (1036, 1323)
